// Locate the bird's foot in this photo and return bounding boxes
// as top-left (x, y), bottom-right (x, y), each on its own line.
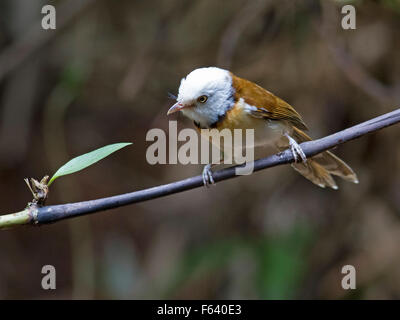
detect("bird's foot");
top-left (285, 133), bottom-right (307, 163)
top-left (202, 164), bottom-right (215, 187)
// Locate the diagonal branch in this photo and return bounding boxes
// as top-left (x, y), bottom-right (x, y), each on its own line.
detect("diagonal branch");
top-left (0, 108), bottom-right (399, 230)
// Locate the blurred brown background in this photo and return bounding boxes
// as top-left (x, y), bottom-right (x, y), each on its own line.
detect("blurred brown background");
top-left (0, 0), bottom-right (399, 299)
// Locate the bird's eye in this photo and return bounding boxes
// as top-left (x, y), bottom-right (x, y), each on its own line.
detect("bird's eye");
top-left (197, 95), bottom-right (208, 103)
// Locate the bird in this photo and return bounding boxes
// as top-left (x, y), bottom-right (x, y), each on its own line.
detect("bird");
top-left (167, 67), bottom-right (358, 189)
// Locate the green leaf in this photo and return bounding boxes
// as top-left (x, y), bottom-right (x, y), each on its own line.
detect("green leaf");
top-left (48, 143), bottom-right (132, 186)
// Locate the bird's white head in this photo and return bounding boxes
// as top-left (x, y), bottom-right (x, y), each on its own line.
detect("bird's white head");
top-left (167, 67), bottom-right (234, 128)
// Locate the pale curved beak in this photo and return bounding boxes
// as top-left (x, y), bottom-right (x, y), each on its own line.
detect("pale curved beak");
top-left (167, 102), bottom-right (194, 115)
top-left (167, 102), bottom-right (183, 115)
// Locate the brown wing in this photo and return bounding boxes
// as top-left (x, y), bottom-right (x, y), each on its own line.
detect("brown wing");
top-left (231, 74), bottom-right (308, 130)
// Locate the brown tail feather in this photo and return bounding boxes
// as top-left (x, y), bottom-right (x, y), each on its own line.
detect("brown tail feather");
top-left (278, 127), bottom-right (358, 189)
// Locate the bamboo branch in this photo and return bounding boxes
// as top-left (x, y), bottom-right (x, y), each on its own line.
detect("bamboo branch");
top-left (0, 209), bottom-right (32, 229)
top-left (0, 108), bottom-right (399, 230)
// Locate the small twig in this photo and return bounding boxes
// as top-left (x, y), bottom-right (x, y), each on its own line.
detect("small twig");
top-left (0, 108), bottom-right (399, 230)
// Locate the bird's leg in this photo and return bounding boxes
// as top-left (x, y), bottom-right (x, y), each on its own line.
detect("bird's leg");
top-left (202, 163), bottom-right (216, 187)
top-left (202, 151), bottom-right (226, 187)
top-left (284, 133), bottom-right (307, 163)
